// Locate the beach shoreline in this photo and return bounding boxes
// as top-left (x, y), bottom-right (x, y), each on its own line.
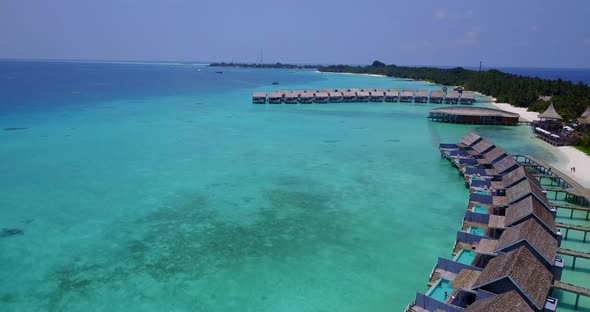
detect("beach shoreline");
top-left (485, 101), bottom-right (590, 188)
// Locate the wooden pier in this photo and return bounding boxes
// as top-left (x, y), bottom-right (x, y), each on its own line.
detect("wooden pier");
top-left (557, 222), bottom-right (590, 242)
top-left (552, 280), bottom-right (590, 310)
top-left (557, 247), bottom-right (590, 270)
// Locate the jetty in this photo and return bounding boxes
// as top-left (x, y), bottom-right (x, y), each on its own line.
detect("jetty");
top-left (406, 132), bottom-right (590, 312)
top-left (252, 88), bottom-right (478, 104)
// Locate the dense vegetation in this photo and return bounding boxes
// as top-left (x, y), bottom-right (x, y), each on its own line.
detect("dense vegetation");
top-left (209, 62), bottom-right (317, 69)
top-left (318, 61), bottom-right (590, 121)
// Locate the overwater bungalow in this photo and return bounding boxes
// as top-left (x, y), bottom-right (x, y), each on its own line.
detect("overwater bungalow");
top-left (268, 92), bottom-right (282, 104)
top-left (400, 89), bottom-right (414, 102)
top-left (439, 132), bottom-right (482, 154)
top-left (342, 91), bottom-right (357, 102)
top-left (314, 92), bottom-right (329, 103)
top-left (284, 92), bottom-right (299, 104)
top-left (276, 90), bottom-right (289, 98)
top-left (430, 90), bottom-right (444, 103)
top-left (464, 290), bottom-right (533, 312)
top-left (329, 91), bottom-right (343, 102)
top-left (363, 88), bottom-right (375, 93)
top-left (299, 92), bottom-right (314, 103)
top-left (336, 88), bottom-right (348, 93)
top-left (505, 179), bottom-right (553, 210)
top-left (349, 88), bottom-right (361, 94)
top-left (320, 88), bottom-right (334, 93)
top-left (445, 91), bottom-right (460, 104)
top-left (356, 91), bottom-right (370, 102)
top-left (460, 91), bottom-right (476, 104)
top-left (385, 89), bottom-right (400, 102)
top-left (415, 89), bottom-right (429, 103)
top-left (252, 92), bottom-right (267, 104)
top-left (370, 89), bottom-right (385, 102)
top-left (468, 247), bottom-right (555, 311)
top-left (428, 107), bottom-right (520, 125)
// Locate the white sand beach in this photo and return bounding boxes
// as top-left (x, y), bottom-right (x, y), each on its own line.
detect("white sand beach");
top-left (489, 102), bottom-right (540, 122)
top-left (486, 101), bottom-right (590, 188)
top-left (552, 146), bottom-right (590, 188)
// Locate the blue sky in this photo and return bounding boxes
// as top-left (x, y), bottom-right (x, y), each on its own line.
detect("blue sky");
top-left (1, 0), bottom-right (589, 68)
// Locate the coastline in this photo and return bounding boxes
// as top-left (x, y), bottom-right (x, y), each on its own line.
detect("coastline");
top-left (486, 101), bottom-right (590, 188)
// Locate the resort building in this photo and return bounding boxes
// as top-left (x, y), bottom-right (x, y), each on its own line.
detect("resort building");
top-left (299, 92), bottom-right (314, 103)
top-left (363, 88), bottom-right (374, 93)
top-left (329, 91), bottom-right (343, 102)
top-left (385, 89), bottom-right (400, 102)
top-left (268, 92), bottom-right (282, 104)
top-left (430, 90), bottom-right (444, 103)
top-left (415, 89), bottom-right (429, 103)
top-left (577, 106), bottom-right (590, 127)
top-left (285, 92), bottom-right (299, 104)
top-left (445, 91), bottom-right (460, 104)
top-left (252, 92), bottom-right (266, 104)
top-left (400, 89), bottom-right (414, 102)
top-left (428, 107), bottom-right (520, 126)
top-left (356, 91), bottom-right (370, 102)
top-left (370, 89), bottom-right (385, 102)
top-left (463, 291), bottom-right (533, 312)
top-left (460, 91), bottom-right (476, 104)
top-left (342, 91), bottom-right (357, 102)
top-left (314, 92), bottom-right (329, 103)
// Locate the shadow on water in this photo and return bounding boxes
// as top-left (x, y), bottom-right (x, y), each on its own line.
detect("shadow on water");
top-left (40, 187), bottom-right (357, 310)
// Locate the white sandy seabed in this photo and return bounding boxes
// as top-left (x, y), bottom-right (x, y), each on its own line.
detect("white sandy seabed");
top-left (488, 101), bottom-right (590, 188)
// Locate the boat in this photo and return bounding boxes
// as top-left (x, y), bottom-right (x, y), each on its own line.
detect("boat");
top-left (216, 71), bottom-right (223, 74)
top-left (272, 81), bottom-right (279, 85)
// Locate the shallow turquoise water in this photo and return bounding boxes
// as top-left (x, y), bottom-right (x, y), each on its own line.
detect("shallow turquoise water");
top-left (468, 226), bottom-right (486, 236)
top-left (0, 63), bottom-right (587, 311)
top-left (426, 279), bottom-right (453, 302)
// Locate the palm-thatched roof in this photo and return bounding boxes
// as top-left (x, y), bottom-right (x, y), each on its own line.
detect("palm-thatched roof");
top-left (493, 156), bottom-right (519, 175)
top-left (578, 106), bottom-right (590, 124)
top-left (465, 290), bottom-right (533, 312)
top-left (460, 132), bottom-right (482, 146)
top-left (451, 269), bottom-right (481, 290)
top-left (495, 218), bottom-right (557, 266)
top-left (539, 103), bottom-right (563, 120)
top-left (473, 246), bottom-right (552, 310)
top-left (472, 139), bottom-right (494, 154)
top-left (505, 179), bottom-right (549, 206)
top-left (505, 196), bottom-right (556, 233)
top-left (483, 147), bottom-right (507, 163)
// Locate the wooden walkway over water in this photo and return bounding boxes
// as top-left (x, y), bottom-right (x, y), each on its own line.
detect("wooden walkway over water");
top-left (557, 222), bottom-right (590, 242)
top-left (557, 247), bottom-right (590, 270)
top-left (553, 280), bottom-right (590, 310)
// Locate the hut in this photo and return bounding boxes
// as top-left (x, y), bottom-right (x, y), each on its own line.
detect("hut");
top-left (538, 103), bottom-right (563, 122)
top-left (504, 197), bottom-right (556, 236)
top-left (385, 89), bottom-right (399, 102)
top-left (252, 92), bottom-right (267, 104)
top-left (445, 90), bottom-right (460, 104)
top-left (415, 89), bottom-right (429, 103)
top-left (464, 291), bottom-right (533, 312)
top-left (501, 167), bottom-right (543, 190)
top-left (505, 179), bottom-right (551, 209)
top-left (471, 247), bottom-right (553, 311)
top-left (493, 219), bottom-right (557, 269)
top-left (356, 91), bottom-right (370, 102)
top-left (276, 90), bottom-right (289, 98)
top-left (342, 91), bottom-right (357, 102)
top-left (430, 90), bottom-right (444, 103)
top-left (299, 92), bottom-right (314, 104)
top-left (268, 92), bottom-right (282, 104)
top-left (320, 88), bottom-right (334, 93)
top-left (349, 88), bottom-right (361, 94)
top-left (284, 92), bottom-right (299, 104)
top-left (577, 106), bottom-right (590, 127)
top-left (363, 88), bottom-right (375, 93)
top-left (370, 89), bottom-right (385, 102)
top-left (329, 91), bottom-right (343, 102)
top-left (428, 107), bottom-right (520, 125)
top-left (314, 92), bottom-right (329, 103)
top-left (400, 89), bottom-right (414, 102)
top-left (460, 91), bottom-right (476, 104)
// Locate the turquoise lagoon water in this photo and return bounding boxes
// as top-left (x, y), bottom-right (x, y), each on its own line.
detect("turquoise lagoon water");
top-left (426, 279), bottom-right (453, 302)
top-left (0, 61), bottom-right (588, 311)
top-left (452, 249), bottom-right (477, 265)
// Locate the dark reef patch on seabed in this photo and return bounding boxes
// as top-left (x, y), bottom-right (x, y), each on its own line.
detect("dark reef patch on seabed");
top-left (3, 127), bottom-right (28, 131)
top-left (0, 228), bottom-right (24, 238)
top-left (41, 187), bottom-right (357, 310)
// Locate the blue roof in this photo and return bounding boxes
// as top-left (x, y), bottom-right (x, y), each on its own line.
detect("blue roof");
top-left (465, 168), bottom-right (487, 175)
top-left (471, 180), bottom-right (492, 188)
top-left (470, 193), bottom-right (493, 204)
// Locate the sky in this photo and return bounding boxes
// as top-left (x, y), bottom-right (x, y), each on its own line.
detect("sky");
top-left (1, 0), bottom-right (589, 68)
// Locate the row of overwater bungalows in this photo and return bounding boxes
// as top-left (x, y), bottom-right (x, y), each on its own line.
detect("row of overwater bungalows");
top-left (252, 89), bottom-right (476, 104)
top-left (406, 133), bottom-right (565, 312)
